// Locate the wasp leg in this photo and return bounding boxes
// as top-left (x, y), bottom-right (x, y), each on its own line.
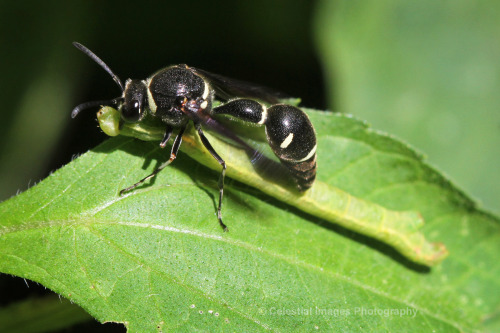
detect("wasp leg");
top-left (120, 125), bottom-right (187, 195)
top-left (194, 122), bottom-right (228, 232)
top-left (160, 125), bottom-right (174, 148)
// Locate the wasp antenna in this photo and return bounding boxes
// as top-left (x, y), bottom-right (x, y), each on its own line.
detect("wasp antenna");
top-left (73, 42), bottom-right (125, 92)
top-left (71, 98), bottom-right (122, 118)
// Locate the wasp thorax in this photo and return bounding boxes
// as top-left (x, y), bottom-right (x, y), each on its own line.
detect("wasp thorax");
top-left (121, 79), bottom-right (147, 122)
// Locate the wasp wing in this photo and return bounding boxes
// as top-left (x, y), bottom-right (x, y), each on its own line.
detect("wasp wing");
top-left (191, 111), bottom-right (295, 189)
top-left (192, 67), bottom-right (290, 104)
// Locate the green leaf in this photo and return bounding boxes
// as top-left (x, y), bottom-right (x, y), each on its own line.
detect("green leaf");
top-left (104, 106), bottom-right (447, 265)
top-left (1, 110), bottom-right (499, 331)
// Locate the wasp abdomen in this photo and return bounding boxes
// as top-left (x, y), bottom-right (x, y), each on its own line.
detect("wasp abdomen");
top-left (213, 101), bottom-right (317, 190)
top-left (281, 155), bottom-right (317, 191)
top-left (265, 104), bottom-right (317, 191)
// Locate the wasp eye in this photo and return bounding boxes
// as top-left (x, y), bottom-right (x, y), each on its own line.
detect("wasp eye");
top-left (121, 98), bottom-right (143, 122)
top-left (121, 80), bottom-right (146, 122)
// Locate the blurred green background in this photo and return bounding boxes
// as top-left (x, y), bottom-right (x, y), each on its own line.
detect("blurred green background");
top-left (316, 0), bottom-right (500, 216)
top-left (0, 0), bottom-right (498, 331)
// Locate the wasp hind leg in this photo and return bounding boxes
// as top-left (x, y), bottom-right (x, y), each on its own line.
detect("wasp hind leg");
top-left (194, 123), bottom-right (228, 232)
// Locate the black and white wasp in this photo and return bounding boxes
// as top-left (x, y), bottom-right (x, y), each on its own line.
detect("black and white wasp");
top-left (71, 42), bottom-right (317, 231)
